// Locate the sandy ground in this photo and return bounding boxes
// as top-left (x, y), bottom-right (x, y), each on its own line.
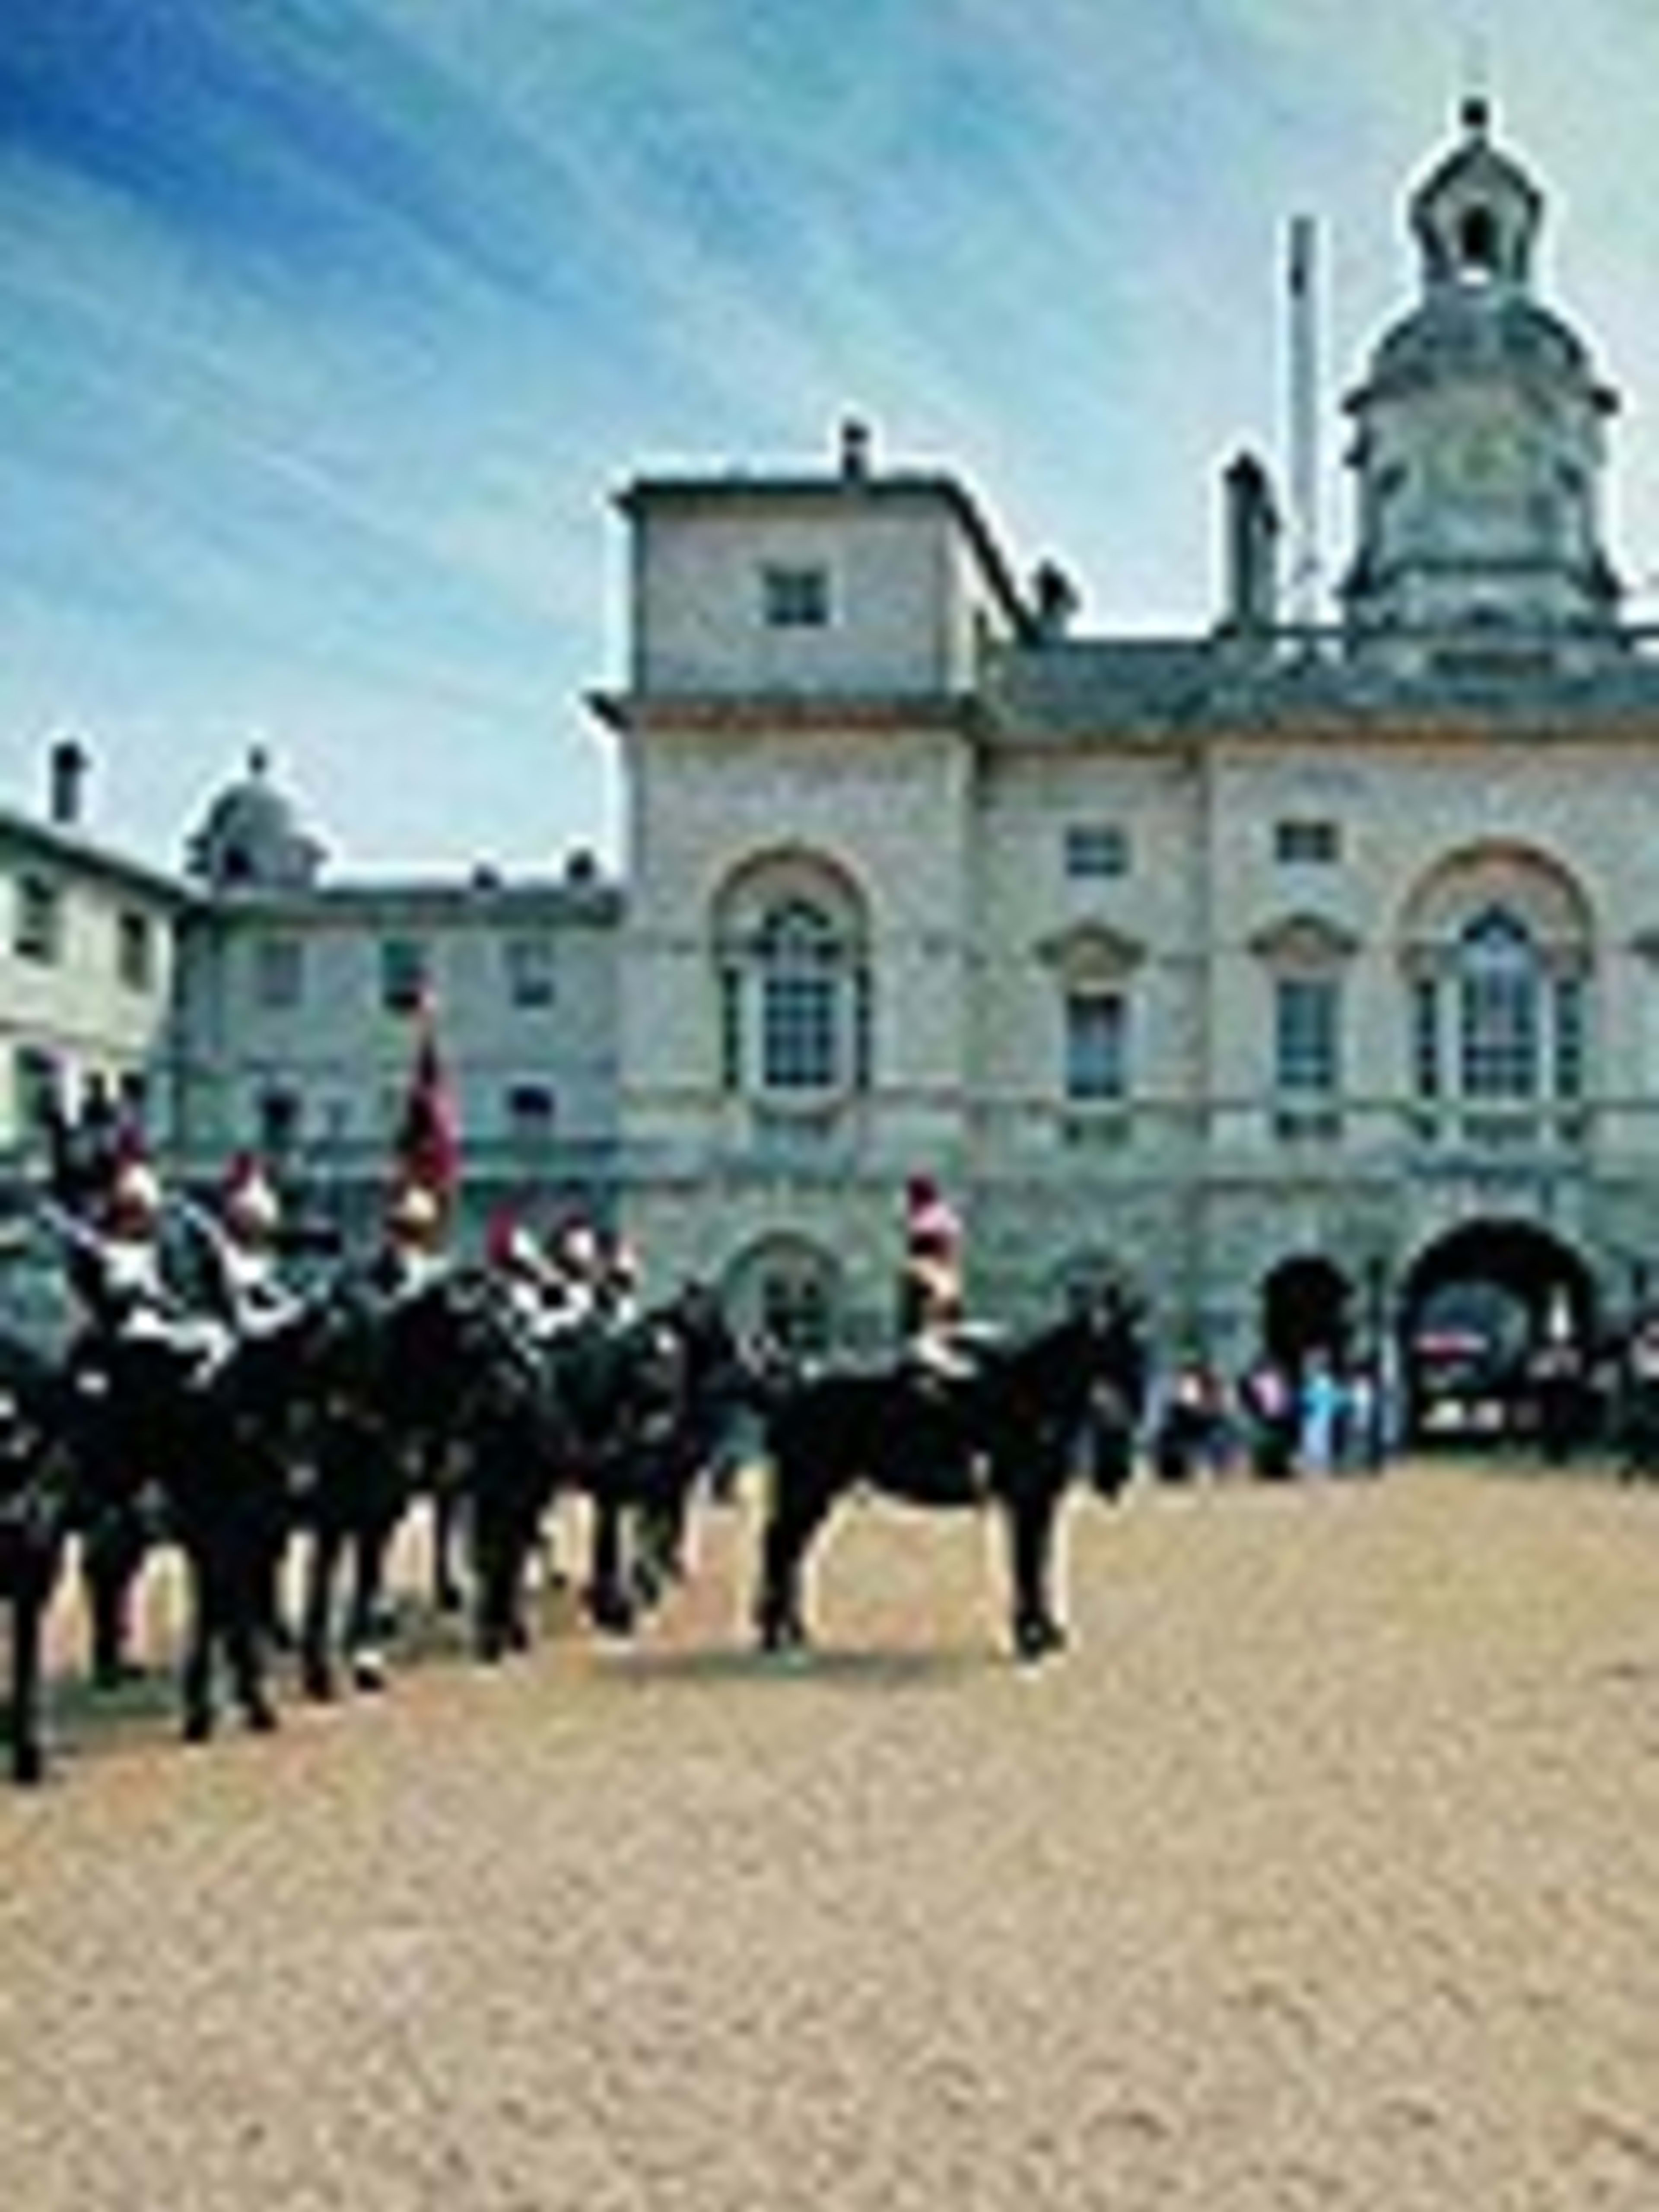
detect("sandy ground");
top-left (5, 1459), bottom-right (1659, 2210)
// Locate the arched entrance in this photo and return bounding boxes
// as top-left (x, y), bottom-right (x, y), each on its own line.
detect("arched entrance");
top-left (1399, 1217), bottom-right (1595, 1445)
top-left (1259, 1254), bottom-right (1352, 1372)
top-left (721, 1232), bottom-right (844, 1356)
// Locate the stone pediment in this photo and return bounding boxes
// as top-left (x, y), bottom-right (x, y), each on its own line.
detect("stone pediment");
top-left (1033, 919), bottom-right (1146, 979)
top-left (1247, 911), bottom-right (1361, 965)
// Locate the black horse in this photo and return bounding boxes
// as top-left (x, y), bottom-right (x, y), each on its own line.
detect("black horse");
top-left (288, 1262), bottom-right (753, 1684)
top-left (547, 1301), bottom-right (712, 1629)
top-left (291, 1265), bottom-right (505, 1697)
top-left (67, 1299), bottom-right (334, 1745)
top-left (0, 1332), bottom-right (79, 1783)
top-left (458, 1295), bottom-right (715, 1659)
top-left (292, 1262), bottom-right (713, 1678)
top-left (755, 1292), bottom-right (1143, 1662)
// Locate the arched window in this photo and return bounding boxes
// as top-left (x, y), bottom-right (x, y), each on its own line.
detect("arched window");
top-left (754, 899), bottom-right (845, 1093)
top-left (1458, 908), bottom-right (1539, 1100)
top-left (724, 1234), bottom-right (842, 1355)
top-left (1402, 854), bottom-right (1594, 1147)
top-left (1458, 203), bottom-right (1499, 276)
top-left (715, 855), bottom-right (871, 1106)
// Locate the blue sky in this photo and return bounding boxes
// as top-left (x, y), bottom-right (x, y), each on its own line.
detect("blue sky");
top-left (5, 0), bottom-right (1659, 877)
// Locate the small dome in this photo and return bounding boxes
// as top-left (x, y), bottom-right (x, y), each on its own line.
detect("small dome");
top-left (186, 748), bottom-right (325, 892)
top-left (1366, 288), bottom-right (1592, 398)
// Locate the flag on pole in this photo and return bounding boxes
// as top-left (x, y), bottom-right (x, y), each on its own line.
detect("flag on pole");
top-left (393, 988), bottom-right (459, 1206)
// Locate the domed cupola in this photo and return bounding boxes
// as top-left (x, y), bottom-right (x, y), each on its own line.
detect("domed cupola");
top-left (1340, 99), bottom-right (1623, 670)
top-left (1411, 94), bottom-right (1540, 293)
top-left (186, 748), bottom-right (326, 893)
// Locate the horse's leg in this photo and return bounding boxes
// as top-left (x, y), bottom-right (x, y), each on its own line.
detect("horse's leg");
top-left (1004, 1478), bottom-right (1068, 1662)
top-left (430, 1462), bottom-right (466, 1615)
top-left (622, 1449), bottom-right (681, 1615)
top-left (468, 1484), bottom-right (528, 1662)
top-left (468, 1515), bottom-right (508, 1662)
top-left (298, 1513), bottom-right (345, 1700)
top-left (255, 1470), bottom-right (296, 1651)
top-left (344, 1508), bottom-right (400, 1690)
top-left (9, 1580), bottom-right (46, 1786)
top-left (219, 1487), bottom-right (279, 1734)
top-left (461, 1425), bottom-right (511, 1662)
top-left (755, 1470), bottom-right (836, 1653)
top-left (82, 1502), bottom-right (147, 1688)
top-left (223, 1584), bottom-right (278, 1734)
top-left (586, 1490), bottom-right (637, 1634)
top-left (1090, 1411), bottom-right (1135, 1503)
top-left (178, 1543), bottom-right (219, 1744)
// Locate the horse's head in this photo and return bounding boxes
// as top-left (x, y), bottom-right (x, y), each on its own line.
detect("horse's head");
top-left (981, 1289), bottom-right (1146, 1449)
top-left (618, 1307), bottom-right (691, 1427)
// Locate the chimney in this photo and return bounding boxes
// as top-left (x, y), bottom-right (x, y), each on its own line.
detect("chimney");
top-left (1032, 561), bottom-right (1080, 640)
top-left (838, 416), bottom-right (872, 482)
top-left (1221, 451), bottom-right (1281, 636)
top-left (48, 738), bottom-right (88, 830)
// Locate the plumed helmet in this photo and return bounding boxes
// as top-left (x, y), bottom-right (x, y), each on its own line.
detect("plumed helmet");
top-left (608, 1236), bottom-right (640, 1287)
top-left (906, 1181), bottom-right (961, 1259)
top-left (222, 1152), bottom-right (280, 1235)
top-left (107, 1150), bottom-right (162, 1227)
top-left (387, 1177), bottom-right (442, 1238)
top-left (488, 1210), bottom-right (543, 1277)
top-left (553, 1216), bottom-right (601, 1277)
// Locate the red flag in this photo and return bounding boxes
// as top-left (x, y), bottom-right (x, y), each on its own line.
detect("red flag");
top-left (394, 992), bottom-right (459, 1203)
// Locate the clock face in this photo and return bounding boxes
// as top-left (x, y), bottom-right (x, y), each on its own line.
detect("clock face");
top-left (1457, 421), bottom-right (1528, 497)
top-left (1427, 421), bottom-right (1523, 507)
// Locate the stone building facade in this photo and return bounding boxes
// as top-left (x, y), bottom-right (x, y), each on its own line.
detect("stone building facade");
top-left (598, 102), bottom-right (1659, 1384)
top-left (167, 751), bottom-right (621, 1252)
top-left (0, 746), bottom-right (621, 1332)
top-left (10, 99), bottom-right (1659, 1411)
top-left (0, 741), bottom-right (181, 1152)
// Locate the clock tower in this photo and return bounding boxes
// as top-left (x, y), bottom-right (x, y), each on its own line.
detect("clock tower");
top-left (1340, 98), bottom-right (1623, 668)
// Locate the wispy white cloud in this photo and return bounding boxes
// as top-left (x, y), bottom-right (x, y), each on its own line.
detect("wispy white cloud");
top-left (3, 0), bottom-right (1659, 870)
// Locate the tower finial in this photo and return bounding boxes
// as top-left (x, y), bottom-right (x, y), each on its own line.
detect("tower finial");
top-left (1459, 22), bottom-right (1492, 136)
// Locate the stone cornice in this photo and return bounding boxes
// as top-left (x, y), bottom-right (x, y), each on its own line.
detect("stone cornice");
top-left (590, 690), bottom-right (983, 737)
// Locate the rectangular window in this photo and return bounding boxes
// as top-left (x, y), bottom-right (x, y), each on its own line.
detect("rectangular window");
top-left (1460, 969), bottom-right (1536, 1098)
top-left (14, 1046), bottom-right (60, 1136)
top-left (379, 937), bottom-right (429, 1014)
top-left (505, 1083), bottom-right (557, 1147)
top-left (1274, 975), bottom-right (1340, 1095)
top-left (254, 936), bottom-right (305, 1011)
top-left (852, 969), bottom-right (874, 1090)
top-left (1553, 974), bottom-right (1586, 1100)
top-left (257, 1087), bottom-right (302, 1159)
top-left (1064, 989), bottom-right (1128, 1103)
top-left (1064, 822), bottom-right (1130, 882)
top-left (761, 563), bottom-right (832, 629)
top-left (761, 970), bottom-right (838, 1091)
top-left (116, 909), bottom-right (154, 993)
top-left (718, 966), bottom-right (743, 1092)
top-left (1412, 976), bottom-right (1441, 1099)
top-left (504, 934), bottom-right (556, 1010)
top-left (1274, 818), bottom-right (1342, 866)
top-left (15, 874), bottom-right (62, 964)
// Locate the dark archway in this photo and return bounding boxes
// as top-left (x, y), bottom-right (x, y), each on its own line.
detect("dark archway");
top-left (1259, 1254), bottom-right (1352, 1373)
top-left (1399, 1217), bottom-right (1595, 1446)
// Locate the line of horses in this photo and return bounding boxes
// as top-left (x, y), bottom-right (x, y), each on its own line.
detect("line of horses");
top-left (0, 1271), bottom-right (1147, 1786)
